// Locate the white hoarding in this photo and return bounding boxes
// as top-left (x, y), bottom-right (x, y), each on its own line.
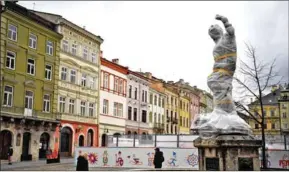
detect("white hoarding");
top-left (74, 147), bottom-right (199, 169)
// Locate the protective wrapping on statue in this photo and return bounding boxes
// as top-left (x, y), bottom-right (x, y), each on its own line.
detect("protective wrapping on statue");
top-left (190, 14), bottom-right (252, 138)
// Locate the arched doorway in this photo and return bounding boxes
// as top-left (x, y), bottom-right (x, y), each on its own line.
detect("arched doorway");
top-left (127, 131), bottom-right (131, 138)
top-left (21, 132), bottom-right (31, 161)
top-left (78, 135), bottom-right (84, 147)
top-left (87, 129), bottom-right (93, 147)
top-left (142, 132), bottom-right (147, 139)
top-left (39, 132), bottom-right (50, 159)
top-left (0, 130), bottom-right (12, 160)
top-left (60, 127), bottom-right (73, 157)
top-left (101, 134), bottom-right (107, 147)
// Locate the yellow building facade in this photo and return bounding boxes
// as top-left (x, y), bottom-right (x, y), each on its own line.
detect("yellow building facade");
top-left (0, 2), bottom-right (62, 161)
top-left (164, 86), bottom-right (179, 134)
top-left (179, 96), bottom-right (190, 134)
top-left (279, 85), bottom-right (289, 134)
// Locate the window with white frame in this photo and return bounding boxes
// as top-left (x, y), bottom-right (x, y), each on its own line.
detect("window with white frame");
top-left (45, 65), bottom-right (52, 80)
top-left (83, 47), bottom-right (88, 59)
top-left (3, 86), bottom-right (13, 106)
top-left (117, 103), bottom-right (123, 117)
top-left (29, 33), bottom-right (37, 49)
top-left (8, 24), bottom-right (17, 41)
top-left (61, 67), bottom-right (67, 81)
top-left (43, 94), bottom-right (50, 112)
top-left (70, 70), bottom-right (76, 84)
top-left (72, 44), bottom-right (77, 55)
top-left (103, 99), bottom-right (109, 114)
top-left (114, 78), bottom-right (119, 92)
top-left (81, 74), bottom-right (87, 87)
top-left (90, 77), bottom-right (95, 89)
top-left (89, 103), bottom-right (94, 117)
top-left (62, 40), bottom-right (69, 52)
top-left (91, 53), bottom-right (96, 63)
top-left (25, 91), bottom-right (33, 109)
top-left (46, 41), bottom-right (53, 55)
top-left (6, 51), bottom-right (16, 70)
top-left (113, 102), bottom-right (118, 116)
top-left (69, 99), bottom-right (75, 114)
top-left (27, 59), bottom-right (35, 75)
top-left (59, 97), bottom-right (66, 113)
top-left (118, 79), bottom-right (123, 94)
top-left (103, 73), bottom-right (109, 88)
top-left (80, 101), bottom-right (86, 116)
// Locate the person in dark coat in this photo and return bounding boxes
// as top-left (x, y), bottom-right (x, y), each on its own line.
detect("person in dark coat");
top-left (76, 153), bottom-right (89, 171)
top-left (7, 145), bottom-right (13, 165)
top-left (153, 148), bottom-right (164, 169)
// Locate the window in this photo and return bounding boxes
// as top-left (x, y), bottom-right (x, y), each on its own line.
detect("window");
top-left (283, 112), bottom-right (287, 118)
top-left (162, 98), bottom-right (165, 108)
top-left (27, 59), bottom-right (35, 75)
top-left (117, 103), bottom-right (123, 117)
top-left (180, 117), bottom-right (182, 126)
top-left (91, 53), bottom-right (96, 63)
top-left (29, 33), bottom-right (37, 49)
top-left (270, 110), bottom-right (275, 117)
top-left (154, 95), bottom-right (157, 105)
top-left (62, 40), bottom-right (69, 52)
top-left (128, 106), bottom-right (132, 120)
top-left (133, 108), bottom-right (137, 121)
top-left (154, 113), bottom-right (157, 123)
top-left (90, 77), bottom-right (95, 89)
top-left (72, 44), bottom-right (77, 55)
top-left (142, 110), bottom-right (147, 123)
top-left (271, 123), bottom-right (275, 129)
top-left (70, 70), bottom-right (76, 84)
top-left (59, 97), bottom-right (66, 113)
top-left (145, 91), bottom-right (147, 103)
top-left (284, 124), bottom-right (288, 129)
top-left (3, 86), bottom-right (13, 106)
top-left (8, 24), bottom-right (17, 41)
top-left (61, 67), bottom-right (67, 81)
top-left (180, 100), bottom-right (182, 109)
top-left (128, 85), bottom-right (132, 98)
top-left (25, 91), bottom-right (33, 109)
top-left (45, 65), bottom-right (52, 80)
top-left (118, 80), bottom-right (123, 94)
top-left (89, 103), bottom-right (94, 117)
top-left (83, 47), bottom-right (88, 59)
top-left (81, 74), bottom-right (87, 87)
top-left (69, 99), bottom-right (75, 114)
top-left (149, 112), bottom-right (153, 123)
top-left (103, 73), bottom-right (109, 88)
top-left (158, 114), bottom-right (161, 123)
top-left (6, 51), bottom-right (15, 69)
top-left (264, 123), bottom-right (267, 129)
top-left (113, 102), bottom-right (117, 116)
top-left (43, 94), bottom-right (50, 112)
top-left (150, 94), bottom-right (153, 104)
top-left (142, 90), bottom-right (145, 102)
top-left (103, 99), bottom-right (108, 114)
top-left (158, 97), bottom-right (161, 107)
top-left (263, 110), bottom-right (266, 116)
top-left (80, 101), bottom-right (86, 116)
top-left (134, 87), bottom-right (137, 99)
top-left (46, 41), bottom-right (53, 55)
top-left (114, 78), bottom-right (119, 92)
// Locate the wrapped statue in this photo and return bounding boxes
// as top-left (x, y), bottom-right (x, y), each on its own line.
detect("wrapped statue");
top-left (192, 14), bottom-right (252, 138)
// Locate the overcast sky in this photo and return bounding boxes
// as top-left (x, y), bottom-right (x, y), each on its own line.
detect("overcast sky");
top-left (19, 1), bottom-right (288, 94)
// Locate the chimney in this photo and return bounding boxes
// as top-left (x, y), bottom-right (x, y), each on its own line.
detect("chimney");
top-left (83, 26), bottom-right (86, 30)
top-left (167, 81), bottom-right (174, 84)
top-left (112, 58), bottom-right (119, 64)
top-left (145, 72), bottom-right (152, 79)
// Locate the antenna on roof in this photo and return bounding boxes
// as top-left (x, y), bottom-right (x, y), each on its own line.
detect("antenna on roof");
top-left (33, 2), bottom-right (35, 10)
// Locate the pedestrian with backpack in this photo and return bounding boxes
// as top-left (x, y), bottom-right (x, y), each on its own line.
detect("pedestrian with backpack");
top-left (153, 148), bottom-right (164, 169)
top-left (7, 145), bottom-right (13, 165)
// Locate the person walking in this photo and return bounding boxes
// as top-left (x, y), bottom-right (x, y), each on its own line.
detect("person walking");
top-left (153, 148), bottom-right (164, 169)
top-left (7, 145), bottom-right (13, 165)
top-left (76, 153), bottom-right (89, 171)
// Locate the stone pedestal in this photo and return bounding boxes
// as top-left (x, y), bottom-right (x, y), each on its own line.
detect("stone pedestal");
top-left (194, 134), bottom-right (262, 171)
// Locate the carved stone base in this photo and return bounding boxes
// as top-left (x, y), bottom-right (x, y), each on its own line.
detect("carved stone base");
top-left (194, 134), bottom-right (262, 171)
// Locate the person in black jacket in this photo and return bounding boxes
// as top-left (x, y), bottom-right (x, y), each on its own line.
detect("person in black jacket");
top-left (7, 145), bottom-right (13, 165)
top-left (76, 153), bottom-right (89, 171)
top-left (153, 148), bottom-right (164, 169)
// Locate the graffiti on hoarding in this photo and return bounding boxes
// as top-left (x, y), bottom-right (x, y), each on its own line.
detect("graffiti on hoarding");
top-left (102, 150), bottom-right (109, 167)
top-left (115, 151), bottom-right (124, 167)
top-left (187, 153), bottom-right (198, 167)
top-left (87, 153), bottom-right (98, 164)
top-left (147, 152), bottom-right (155, 166)
top-left (167, 151), bottom-right (178, 167)
top-left (127, 154), bottom-right (143, 165)
top-left (279, 154), bottom-right (289, 168)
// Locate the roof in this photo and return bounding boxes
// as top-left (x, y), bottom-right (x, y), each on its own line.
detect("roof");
top-left (30, 10), bottom-right (103, 43)
top-left (100, 58), bottom-right (129, 75)
top-left (4, 2), bottom-right (60, 35)
top-left (249, 87), bottom-right (282, 106)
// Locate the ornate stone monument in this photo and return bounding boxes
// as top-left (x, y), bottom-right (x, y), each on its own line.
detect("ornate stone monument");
top-left (193, 15), bottom-right (262, 171)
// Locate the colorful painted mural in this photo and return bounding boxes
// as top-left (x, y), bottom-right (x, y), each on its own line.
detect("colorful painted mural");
top-left (267, 150), bottom-right (289, 169)
top-left (74, 147), bottom-right (199, 169)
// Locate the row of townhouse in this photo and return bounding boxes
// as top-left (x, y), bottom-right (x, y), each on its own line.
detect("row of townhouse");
top-left (0, 2), bottom-right (213, 162)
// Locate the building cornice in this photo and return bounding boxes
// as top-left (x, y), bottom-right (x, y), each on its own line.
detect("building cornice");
top-left (101, 58), bottom-right (129, 75)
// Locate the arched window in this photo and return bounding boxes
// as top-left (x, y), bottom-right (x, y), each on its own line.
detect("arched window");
top-left (87, 129), bottom-right (94, 147)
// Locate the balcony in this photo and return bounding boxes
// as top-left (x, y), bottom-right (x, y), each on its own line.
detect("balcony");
top-left (153, 123), bottom-right (165, 129)
top-left (1, 106), bottom-right (60, 121)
